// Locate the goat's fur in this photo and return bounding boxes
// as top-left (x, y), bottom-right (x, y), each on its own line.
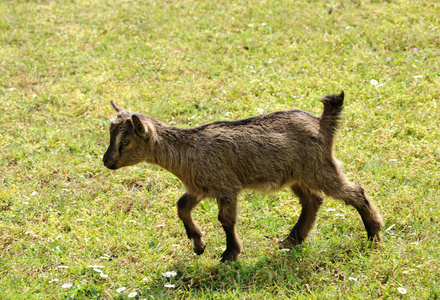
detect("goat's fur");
top-left (103, 91), bottom-right (383, 262)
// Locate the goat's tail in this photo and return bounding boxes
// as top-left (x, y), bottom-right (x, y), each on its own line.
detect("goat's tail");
top-left (319, 91), bottom-right (344, 146)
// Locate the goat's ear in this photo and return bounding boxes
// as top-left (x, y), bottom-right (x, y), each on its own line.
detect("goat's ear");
top-left (110, 101), bottom-right (130, 115)
top-left (131, 114), bottom-right (149, 138)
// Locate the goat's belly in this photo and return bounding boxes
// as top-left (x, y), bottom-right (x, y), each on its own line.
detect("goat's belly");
top-left (244, 179), bottom-right (296, 194)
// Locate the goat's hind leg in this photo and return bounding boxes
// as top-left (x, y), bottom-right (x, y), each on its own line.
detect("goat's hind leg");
top-left (339, 183), bottom-right (383, 242)
top-left (217, 195), bottom-right (242, 262)
top-left (281, 182), bottom-right (324, 248)
top-left (177, 193), bottom-right (206, 255)
top-left (320, 170), bottom-right (384, 242)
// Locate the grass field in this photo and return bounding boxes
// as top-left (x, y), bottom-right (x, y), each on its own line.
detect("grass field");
top-left (1, 0), bottom-right (439, 299)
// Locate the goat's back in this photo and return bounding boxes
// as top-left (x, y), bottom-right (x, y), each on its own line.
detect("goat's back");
top-left (170, 109), bottom-right (328, 196)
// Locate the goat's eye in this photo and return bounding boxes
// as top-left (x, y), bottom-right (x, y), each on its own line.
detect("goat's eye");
top-left (121, 139), bottom-right (130, 146)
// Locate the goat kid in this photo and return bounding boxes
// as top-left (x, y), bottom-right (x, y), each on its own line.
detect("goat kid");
top-left (102, 91), bottom-right (383, 262)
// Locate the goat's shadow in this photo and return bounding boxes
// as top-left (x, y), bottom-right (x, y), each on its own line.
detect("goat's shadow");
top-left (169, 240), bottom-right (376, 292)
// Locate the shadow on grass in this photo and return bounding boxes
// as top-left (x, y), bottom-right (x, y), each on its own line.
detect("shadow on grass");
top-left (169, 240), bottom-right (378, 294)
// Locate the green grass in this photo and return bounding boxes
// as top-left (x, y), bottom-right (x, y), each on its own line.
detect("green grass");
top-left (1, 0), bottom-right (439, 299)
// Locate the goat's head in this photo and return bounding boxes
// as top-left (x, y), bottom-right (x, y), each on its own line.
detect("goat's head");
top-left (102, 101), bottom-right (157, 170)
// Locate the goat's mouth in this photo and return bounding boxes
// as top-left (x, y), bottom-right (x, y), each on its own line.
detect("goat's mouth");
top-left (107, 163), bottom-right (119, 170)
top-left (104, 161), bottom-right (119, 170)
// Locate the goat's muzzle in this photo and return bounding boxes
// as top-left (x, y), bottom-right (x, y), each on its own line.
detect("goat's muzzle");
top-left (105, 162), bottom-right (118, 170)
top-left (103, 158), bottom-right (118, 170)
top-left (102, 150), bottom-right (119, 170)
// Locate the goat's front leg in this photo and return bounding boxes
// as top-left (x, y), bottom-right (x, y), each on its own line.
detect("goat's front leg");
top-left (217, 195), bottom-right (242, 262)
top-left (177, 193), bottom-right (206, 255)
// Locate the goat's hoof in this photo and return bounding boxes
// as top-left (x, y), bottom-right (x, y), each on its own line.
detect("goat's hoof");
top-left (279, 236), bottom-right (304, 249)
top-left (367, 232), bottom-right (382, 244)
top-left (220, 249), bottom-right (240, 262)
top-left (191, 238), bottom-right (206, 255)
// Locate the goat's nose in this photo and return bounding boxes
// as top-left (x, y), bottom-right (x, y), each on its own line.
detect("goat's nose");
top-left (103, 157), bottom-right (112, 166)
top-left (102, 151), bottom-right (113, 166)
top-left (102, 147), bottom-right (113, 163)
top-left (102, 152), bottom-right (108, 164)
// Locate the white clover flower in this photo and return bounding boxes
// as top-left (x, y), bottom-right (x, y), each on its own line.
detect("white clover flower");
top-left (128, 292), bottom-right (138, 298)
top-left (61, 283), bottom-right (73, 289)
top-left (57, 266), bottom-right (69, 269)
top-left (116, 287), bottom-right (127, 293)
top-left (397, 287), bottom-right (407, 294)
top-left (164, 283), bottom-right (176, 288)
top-left (88, 265), bottom-right (105, 269)
top-left (385, 224), bottom-right (396, 231)
top-left (162, 271), bottom-right (177, 278)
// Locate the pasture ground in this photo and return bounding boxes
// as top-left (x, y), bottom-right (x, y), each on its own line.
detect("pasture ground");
top-left (1, 0), bottom-right (439, 299)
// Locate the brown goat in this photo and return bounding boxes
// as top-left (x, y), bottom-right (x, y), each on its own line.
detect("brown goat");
top-left (103, 91), bottom-right (383, 262)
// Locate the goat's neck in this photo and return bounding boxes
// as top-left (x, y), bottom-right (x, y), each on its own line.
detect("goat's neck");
top-left (151, 125), bottom-right (194, 178)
